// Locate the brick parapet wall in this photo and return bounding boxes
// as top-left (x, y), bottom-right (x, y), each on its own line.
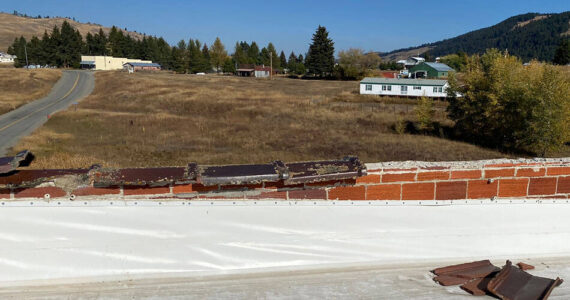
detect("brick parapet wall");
top-left (2, 158), bottom-right (570, 201)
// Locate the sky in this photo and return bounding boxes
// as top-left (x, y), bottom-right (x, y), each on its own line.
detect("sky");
top-left (2, 0), bottom-right (569, 55)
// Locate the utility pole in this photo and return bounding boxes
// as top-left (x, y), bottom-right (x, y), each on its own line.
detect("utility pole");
top-left (270, 51), bottom-right (273, 80)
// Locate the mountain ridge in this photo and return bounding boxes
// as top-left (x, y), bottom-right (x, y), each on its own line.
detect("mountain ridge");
top-left (380, 12), bottom-right (570, 62)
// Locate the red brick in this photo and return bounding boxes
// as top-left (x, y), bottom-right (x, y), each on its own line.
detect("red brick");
top-left (263, 181), bottom-right (304, 190)
top-left (484, 168), bottom-right (515, 178)
top-left (328, 185), bottom-right (366, 200)
top-left (356, 174), bottom-right (381, 184)
top-left (382, 172), bottom-right (416, 183)
top-left (558, 176), bottom-right (570, 194)
top-left (191, 184), bottom-right (218, 193)
top-left (366, 184), bottom-right (401, 200)
top-left (516, 168), bottom-right (546, 177)
top-left (172, 184), bottom-right (193, 194)
top-left (306, 179), bottom-right (356, 187)
top-left (288, 189), bottom-right (326, 200)
top-left (247, 190), bottom-right (287, 200)
top-left (528, 177), bottom-right (557, 196)
top-left (436, 181), bottom-right (467, 200)
top-left (467, 180), bottom-right (498, 199)
top-left (417, 171), bottom-right (450, 181)
top-left (220, 183), bottom-right (263, 191)
top-left (451, 170), bottom-right (482, 179)
top-left (0, 189), bottom-right (10, 199)
top-left (498, 178), bottom-right (529, 197)
top-left (72, 186), bottom-right (120, 196)
top-left (402, 182), bottom-right (434, 200)
top-left (383, 167), bottom-right (417, 172)
top-left (547, 167), bottom-right (570, 176)
top-left (14, 187), bottom-right (66, 199)
top-left (484, 163), bottom-right (519, 168)
top-left (123, 186), bottom-right (170, 196)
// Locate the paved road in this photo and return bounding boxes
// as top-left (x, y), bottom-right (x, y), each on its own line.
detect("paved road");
top-left (0, 70), bottom-right (94, 155)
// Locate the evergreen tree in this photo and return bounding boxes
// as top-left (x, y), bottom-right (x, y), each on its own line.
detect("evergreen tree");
top-left (201, 43), bottom-right (211, 72)
top-left (248, 41), bottom-right (260, 64)
top-left (259, 47), bottom-right (270, 66)
top-left (288, 51), bottom-right (297, 71)
top-left (222, 57), bottom-right (236, 73)
top-left (267, 42), bottom-right (280, 68)
top-left (553, 39), bottom-right (570, 65)
top-left (233, 41), bottom-right (247, 66)
top-left (188, 39), bottom-right (204, 73)
top-left (306, 25), bottom-right (334, 77)
top-left (210, 37), bottom-right (227, 73)
top-left (279, 51), bottom-right (287, 70)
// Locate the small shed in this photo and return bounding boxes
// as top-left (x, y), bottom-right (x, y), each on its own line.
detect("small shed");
top-left (236, 68), bottom-right (254, 77)
top-left (123, 62), bottom-right (161, 72)
top-left (409, 62), bottom-right (454, 79)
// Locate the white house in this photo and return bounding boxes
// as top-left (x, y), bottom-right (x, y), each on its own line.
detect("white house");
top-left (0, 52), bottom-right (16, 63)
top-left (360, 77), bottom-right (450, 98)
top-left (396, 56), bottom-right (425, 68)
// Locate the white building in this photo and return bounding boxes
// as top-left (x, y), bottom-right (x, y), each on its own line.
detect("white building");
top-left (396, 56), bottom-right (425, 68)
top-left (79, 55), bottom-right (154, 71)
top-left (360, 77), bottom-right (450, 98)
top-left (0, 52), bottom-right (16, 63)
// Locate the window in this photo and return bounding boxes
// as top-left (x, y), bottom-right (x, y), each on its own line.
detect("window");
top-left (382, 85), bottom-right (386, 91)
top-left (438, 87), bottom-right (443, 93)
top-left (387, 85), bottom-right (392, 91)
top-left (365, 84), bottom-right (372, 91)
top-left (401, 86), bottom-right (408, 91)
top-left (413, 86), bottom-right (421, 90)
top-left (433, 87), bottom-right (438, 93)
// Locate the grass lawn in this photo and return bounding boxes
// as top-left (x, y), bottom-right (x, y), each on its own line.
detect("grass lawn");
top-left (0, 68), bottom-right (62, 114)
top-left (13, 71), bottom-right (513, 168)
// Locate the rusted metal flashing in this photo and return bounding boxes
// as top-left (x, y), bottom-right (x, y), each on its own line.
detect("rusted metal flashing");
top-left (0, 169), bottom-right (89, 188)
top-left (92, 165), bottom-right (195, 187)
top-left (487, 260), bottom-right (563, 300)
top-left (432, 260), bottom-right (500, 286)
top-left (198, 161), bottom-right (287, 186)
top-left (284, 156), bottom-right (366, 185)
top-left (0, 150), bottom-right (34, 174)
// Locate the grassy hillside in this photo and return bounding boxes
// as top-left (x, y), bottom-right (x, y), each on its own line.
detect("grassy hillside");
top-left (13, 72), bottom-right (507, 168)
top-left (0, 12), bottom-right (145, 52)
top-left (382, 12), bottom-right (570, 62)
top-left (0, 68), bottom-right (62, 114)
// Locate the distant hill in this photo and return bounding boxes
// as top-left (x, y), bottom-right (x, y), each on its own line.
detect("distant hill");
top-left (381, 12), bottom-right (570, 62)
top-left (0, 12), bottom-right (145, 52)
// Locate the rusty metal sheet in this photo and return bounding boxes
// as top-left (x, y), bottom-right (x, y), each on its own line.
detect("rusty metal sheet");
top-left (0, 169), bottom-right (88, 187)
top-left (432, 260), bottom-right (500, 286)
top-left (198, 161), bottom-right (287, 186)
top-left (0, 150), bottom-right (34, 174)
top-left (92, 165), bottom-right (194, 187)
top-left (518, 262), bottom-right (536, 271)
top-left (284, 156), bottom-right (366, 185)
top-left (460, 274), bottom-right (498, 296)
top-left (487, 260), bottom-right (563, 300)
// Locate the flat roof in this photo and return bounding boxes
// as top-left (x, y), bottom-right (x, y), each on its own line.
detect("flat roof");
top-left (424, 62), bottom-right (454, 72)
top-left (360, 77), bottom-right (447, 86)
top-left (124, 62), bottom-right (161, 67)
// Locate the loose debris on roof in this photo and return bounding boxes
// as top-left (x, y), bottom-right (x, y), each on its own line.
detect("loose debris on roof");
top-left (432, 260), bottom-right (563, 299)
top-left (0, 150), bottom-right (34, 174)
top-left (0, 151), bottom-right (366, 192)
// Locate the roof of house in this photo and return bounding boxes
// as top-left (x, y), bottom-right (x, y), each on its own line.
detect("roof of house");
top-left (360, 77), bottom-right (447, 86)
top-left (124, 62), bottom-right (161, 67)
top-left (236, 68), bottom-right (254, 72)
top-left (423, 62), bottom-right (454, 72)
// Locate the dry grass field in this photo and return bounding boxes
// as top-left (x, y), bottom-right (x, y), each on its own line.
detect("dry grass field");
top-left (0, 68), bottom-right (62, 114)
top-left (12, 71), bottom-right (510, 168)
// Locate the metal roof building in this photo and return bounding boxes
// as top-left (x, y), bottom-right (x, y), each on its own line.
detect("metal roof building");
top-left (409, 62), bottom-right (455, 79)
top-left (360, 77), bottom-right (449, 97)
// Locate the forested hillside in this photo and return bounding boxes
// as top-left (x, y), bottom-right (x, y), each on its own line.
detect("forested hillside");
top-left (382, 12), bottom-right (570, 62)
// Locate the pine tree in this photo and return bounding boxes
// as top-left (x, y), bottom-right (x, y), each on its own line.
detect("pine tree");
top-left (188, 39), bottom-right (204, 73)
top-left (248, 42), bottom-right (260, 64)
top-left (279, 51), bottom-right (287, 70)
top-left (306, 25), bottom-right (335, 77)
top-left (553, 39), bottom-right (570, 65)
top-left (267, 42), bottom-right (280, 68)
top-left (201, 43), bottom-right (211, 72)
top-left (210, 37), bottom-right (227, 73)
top-left (233, 42), bottom-right (246, 66)
top-left (259, 47), bottom-right (270, 66)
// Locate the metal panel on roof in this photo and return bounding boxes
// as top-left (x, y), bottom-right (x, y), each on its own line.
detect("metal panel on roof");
top-left (198, 161), bottom-right (287, 186)
top-left (360, 77), bottom-right (447, 86)
top-left (284, 156), bottom-right (366, 185)
top-left (0, 150), bottom-right (34, 175)
top-left (424, 62), bottom-right (454, 72)
top-left (487, 260), bottom-right (563, 300)
top-left (124, 62), bottom-right (161, 67)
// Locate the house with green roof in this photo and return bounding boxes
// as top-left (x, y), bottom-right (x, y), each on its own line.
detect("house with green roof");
top-left (408, 62), bottom-right (454, 79)
top-left (359, 77), bottom-right (450, 98)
